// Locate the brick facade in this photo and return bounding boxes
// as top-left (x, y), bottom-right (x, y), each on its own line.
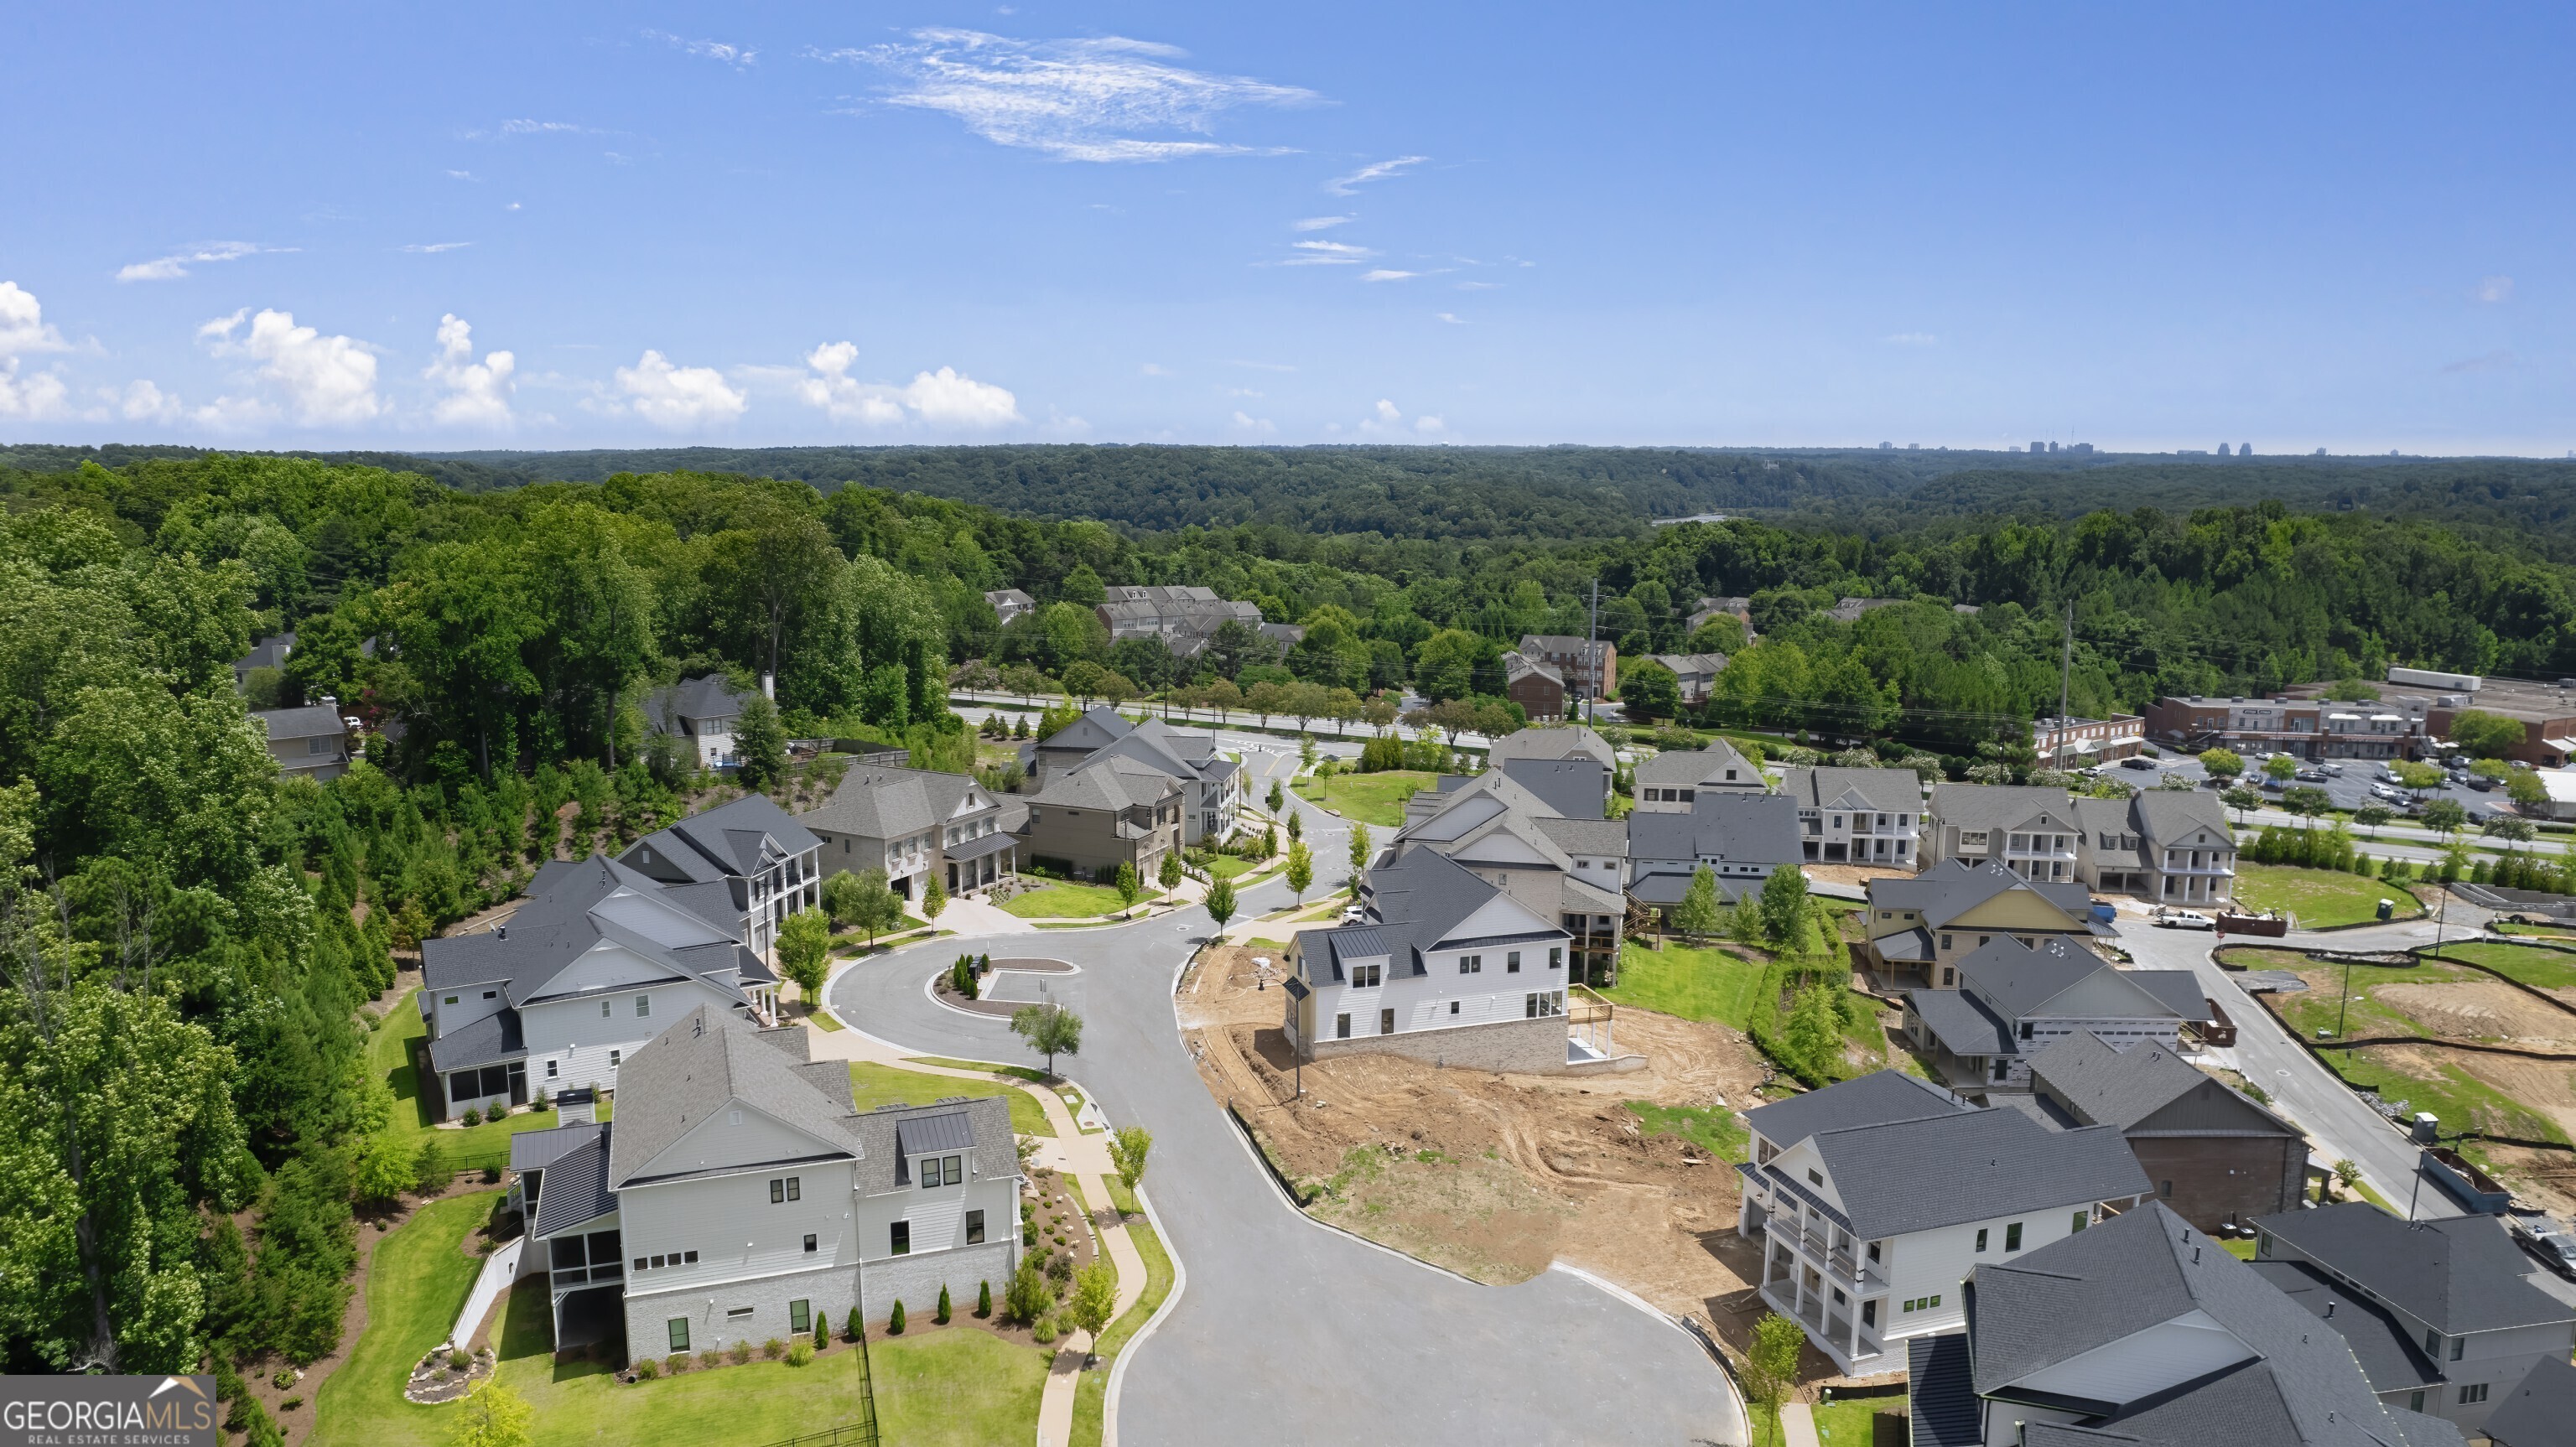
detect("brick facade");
top-left (2128, 1134), bottom-right (2307, 1232)
top-left (1301, 1011), bottom-right (1569, 1075)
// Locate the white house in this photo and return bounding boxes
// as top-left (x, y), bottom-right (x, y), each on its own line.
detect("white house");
top-left (419, 855), bottom-right (781, 1122)
top-left (642, 675), bottom-right (756, 770)
top-left (617, 794), bottom-right (823, 962)
top-left (1623, 791), bottom-right (1805, 911)
top-left (1285, 848), bottom-right (1577, 1074)
top-left (1630, 739), bottom-right (1765, 812)
top-left (1736, 1070), bottom-right (2149, 1374)
top-left (519, 1004), bottom-right (1020, 1360)
top-left (1774, 765), bottom-right (1924, 868)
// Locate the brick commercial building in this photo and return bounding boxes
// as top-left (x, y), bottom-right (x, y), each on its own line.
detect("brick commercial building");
top-left (1516, 635), bottom-right (1616, 703)
top-left (2143, 693), bottom-right (2428, 761)
top-left (2410, 674), bottom-right (2576, 768)
top-left (2031, 713), bottom-right (2144, 767)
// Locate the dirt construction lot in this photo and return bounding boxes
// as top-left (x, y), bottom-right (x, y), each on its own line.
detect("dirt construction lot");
top-left (1179, 945), bottom-right (1864, 1376)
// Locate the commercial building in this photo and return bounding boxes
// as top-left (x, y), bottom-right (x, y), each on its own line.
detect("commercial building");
top-left (1093, 585), bottom-right (1263, 658)
top-left (2143, 693), bottom-right (2428, 761)
top-left (2031, 713), bottom-right (2144, 767)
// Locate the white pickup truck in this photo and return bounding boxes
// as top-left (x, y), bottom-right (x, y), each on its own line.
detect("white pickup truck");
top-left (2152, 907), bottom-right (2217, 931)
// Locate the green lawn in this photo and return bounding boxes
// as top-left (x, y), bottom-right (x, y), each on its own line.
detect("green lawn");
top-left (2231, 864), bottom-right (2423, 929)
top-left (2423, 940), bottom-right (2576, 992)
top-left (873, 1328), bottom-right (1051, 1447)
top-left (305, 1190), bottom-right (504, 1447)
top-left (1291, 770), bottom-right (1436, 827)
top-left (849, 1061), bottom-right (1051, 1138)
top-left (1622, 1101), bottom-right (1748, 1162)
top-left (2305, 1043), bottom-right (2565, 1145)
top-left (905, 1055), bottom-right (1052, 1084)
top-left (1000, 882), bottom-right (1148, 919)
top-left (1070, 1221), bottom-right (1176, 1447)
top-left (1200, 854), bottom-right (1254, 881)
top-left (371, 988), bottom-right (612, 1164)
top-left (2220, 1238), bottom-right (2257, 1260)
top-left (1809, 1398), bottom-right (1903, 1445)
top-left (2269, 959), bottom-right (2471, 1042)
top-left (1597, 942), bottom-right (1768, 1029)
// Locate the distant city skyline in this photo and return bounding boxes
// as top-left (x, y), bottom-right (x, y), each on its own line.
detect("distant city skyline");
top-left (3, 3), bottom-right (2571, 455)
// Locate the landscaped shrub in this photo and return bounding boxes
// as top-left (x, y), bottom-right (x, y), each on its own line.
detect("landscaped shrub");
top-left (632, 1358), bottom-right (658, 1381)
top-left (413, 1138), bottom-right (455, 1195)
top-left (976, 1280), bottom-right (993, 1318)
top-left (761, 1337), bottom-right (784, 1359)
top-left (814, 1319), bottom-right (828, 1351)
top-left (699, 1350), bottom-right (721, 1371)
top-left (1006, 1258), bottom-right (1052, 1322)
top-left (279, 1397), bottom-right (302, 1412)
top-left (786, 1342), bottom-right (814, 1368)
top-left (936, 1285), bottom-right (952, 1324)
top-left (460, 1107), bottom-right (482, 1128)
top-left (665, 1353), bottom-right (689, 1375)
top-left (845, 1307), bottom-right (862, 1341)
top-left (729, 1342), bottom-right (752, 1365)
top-left (272, 1370), bottom-right (295, 1391)
top-left (1031, 1315), bottom-right (1057, 1345)
top-left (888, 1300), bottom-right (906, 1335)
top-left (448, 1349), bottom-right (470, 1372)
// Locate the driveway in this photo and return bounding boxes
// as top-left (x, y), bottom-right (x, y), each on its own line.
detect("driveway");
top-left (828, 794), bottom-right (1747, 1446)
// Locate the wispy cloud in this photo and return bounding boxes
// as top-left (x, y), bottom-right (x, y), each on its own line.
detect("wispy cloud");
top-left (398, 241), bottom-right (474, 254)
top-left (1230, 410), bottom-right (1275, 435)
top-left (1292, 215), bottom-right (1353, 231)
top-left (1361, 269), bottom-right (1418, 283)
top-left (2473, 275), bottom-right (2514, 304)
top-left (1883, 331), bottom-right (1938, 345)
top-left (1281, 238), bottom-right (1375, 267)
top-left (1455, 280), bottom-right (1501, 291)
top-left (116, 241), bottom-right (292, 283)
top-left (463, 118), bottom-right (605, 141)
top-left (1327, 155), bottom-right (1426, 195)
top-left (1227, 359), bottom-right (1296, 372)
top-left (2442, 349), bottom-right (2517, 374)
top-left (446, 169), bottom-right (480, 181)
top-left (818, 29), bottom-right (1318, 163)
top-left (1434, 312), bottom-right (1467, 324)
top-left (1139, 362), bottom-right (1171, 376)
top-left (645, 29), bottom-right (757, 68)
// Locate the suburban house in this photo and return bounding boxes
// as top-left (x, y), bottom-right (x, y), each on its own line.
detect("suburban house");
top-left (1632, 739), bottom-right (1764, 811)
top-left (2252, 1203), bottom-right (2576, 1435)
top-left (2074, 790), bottom-right (2236, 905)
top-left (1024, 704), bottom-right (1244, 844)
top-left (983, 588), bottom-right (1036, 627)
top-left (799, 763), bottom-right (1019, 902)
top-left (2143, 692), bottom-right (2429, 763)
top-left (519, 1004), bottom-right (1019, 1360)
top-left (617, 795), bottom-right (823, 963)
top-left (1482, 726), bottom-right (1616, 817)
top-left (2031, 713), bottom-right (2146, 768)
top-left (1689, 595), bottom-right (1753, 635)
top-left (1907, 1201), bottom-right (2464, 1447)
top-left (1648, 651), bottom-right (1728, 705)
top-left (418, 855), bottom-right (782, 1121)
top-left (1735, 1070), bottom-right (2149, 1375)
top-left (233, 631), bottom-right (295, 688)
top-left (1014, 755), bottom-right (1184, 885)
top-left (1825, 596), bottom-right (1906, 625)
top-left (1093, 584), bottom-right (1263, 657)
top-left (2019, 1031), bottom-right (2304, 1231)
top-left (641, 676), bottom-right (756, 770)
top-left (1861, 859), bottom-right (2106, 988)
top-left (1284, 848), bottom-right (1576, 1073)
top-left (251, 703), bottom-right (352, 781)
top-left (1624, 791), bottom-right (1805, 913)
top-left (1499, 651), bottom-right (1567, 723)
top-left (1774, 765), bottom-right (1922, 867)
top-left (2484, 1356), bottom-right (2576, 1447)
top-left (1923, 784), bottom-right (2092, 883)
top-left (1903, 936), bottom-right (2200, 1094)
top-left (1516, 635), bottom-right (1616, 702)
top-left (1389, 770), bottom-right (1628, 984)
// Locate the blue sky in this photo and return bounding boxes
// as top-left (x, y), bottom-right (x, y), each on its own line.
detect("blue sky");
top-left (4, 3), bottom-right (2570, 454)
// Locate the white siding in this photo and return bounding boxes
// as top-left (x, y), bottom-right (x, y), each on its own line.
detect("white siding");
top-left (617, 1159), bottom-right (858, 1295)
top-left (518, 976), bottom-right (744, 1094)
top-left (855, 1173), bottom-right (1016, 1262)
top-left (2009, 1312), bottom-right (2254, 1402)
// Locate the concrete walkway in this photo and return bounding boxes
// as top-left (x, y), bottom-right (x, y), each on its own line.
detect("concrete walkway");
top-left (937, 895), bottom-right (1039, 936)
top-left (1779, 1402), bottom-right (1820, 1447)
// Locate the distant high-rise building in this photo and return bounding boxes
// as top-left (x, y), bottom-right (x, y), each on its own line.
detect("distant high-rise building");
top-left (2238, 443), bottom-right (2253, 456)
top-left (2314, 447), bottom-right (2328, 457)
top-left (1878, 441), bottom-right (1893, 450)
top-left (2216, 443), bottom-right (2232, 456)
top-left (2028, 441), bottom-right (2046, 454)
top-left (2069, 443), bottom-right (2094, 454)
top-left (1908, 442), bottom-right (1921, 450)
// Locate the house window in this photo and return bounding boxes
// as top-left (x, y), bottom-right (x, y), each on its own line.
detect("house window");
top-left (1335, 1014), bottom-right (1351, 1040)
top-left (683, 1250), bottom-right (697, 1263)
top-left (667, 1318), bottom-right (691, 1353)
top-left (922, 1154), bottom-right (962, 1188)
top-left (482, 989), bottom-right (497, 1000)
top-left (1450, 1001), bottom-right (1460, 1015)
top-left (2459, 1383), bottom-right (2487, 1405)
top-left (891, 1221), bottom-right (911, 1256)
top-left (1459, 955), bottom-right (1483, 974)
top-left (2161, 1180), bottom-right (2173, 1198)
top-left (1940, 967), bottom-right (1955, 987)
top-left (444, 994), bottom-right (459, 1005)
top-left (636, 994), bottom-right (651, 1017)
top-left (1975, 1229), bottom-right (1988, 1253)
top-left (790, 1299), bottom-right (811, 1335)
top-left (2450, 1336), bottom-right (2465, 1362)
top-left (1807, 1169), bottom-right (1823, 1187)
top-left (770, 1176), bottom-right (802, 1204)
top-left (608, 1049), bottom-right (621, 1067)
top-left (2071, 1211), bottom-right (2088, 1233)
top-left (637, 1257), bottom-right (652, 1271)
top-left (2005, 1222), bottom-right (2023, 1252)
top-left (1507, 951), bottom-right (1522, 973)
top-left (1549, 948), bottom-right (1562, 969)
top-left (546, 1059), bottom-right (559, 1079)
top-left (1939, 934), bottom-right (1953, 951)
top-left (600, 999), bottom-right (612, 1019)
top-left (727, 1307), bottom-right (755, 1320)
top-left (803, 1234), bottom-right (818, 1253)
top-left (966, 1210), bottom-right (985, 1245)
top-left (1352, 964), bottom-right (1381, 988)
top-left (1379, 1008), bottom-right (1395, 1035)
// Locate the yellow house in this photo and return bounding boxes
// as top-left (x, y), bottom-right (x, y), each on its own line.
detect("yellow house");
top-left (1862, 859), bottom-right (2106, 988)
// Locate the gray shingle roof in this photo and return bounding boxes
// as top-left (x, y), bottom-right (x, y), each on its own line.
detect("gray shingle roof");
top-left (627, 793), bottom-right (822, 879)
top-left (1500, 651), bottom-right (1563, 688)
top-left (422, 854), bottom-right (761, 1019)
top-left (641, 674), bottom-right (749, 734)
top-left (1631, 739), bottom-right (1760, 791)
top-left (2027, 1032), bottom-right (2295, 1136)
top-left (251, 703), bottom-right (346, 741)
top-left (2244, 1259), bottom-right (2443, 1391)
top-left (853, 1096), bottom-right (1015, 1196)
top-left (424, 1007), bottom-right (527, 1074)
top-left (1325, 848), bottom-right (1561, 981)
top-left (607, 1005), bottom-right (867, 1189)
top-left (1530, 815), bottom-right (1629, 858)
top-left (2131, 788), bottom-right (2232, 848)
top-left (1866, 858), bottom-right (2097, 931)
top-left (1906, 1334), bottom-right (1981, 1447)
top-left (236, 632), bottom-right (295, 675)
top-left (1907, 988), bottom-right (2014, 1057)
top-left (529, 1128), bottom-right (618, 1237)
top-left (2485, 1355), bottom-right (2576, 1447)
top-left (1028, 754), bottom-right (1182, 817)
top-left (2251, 1203), bottom-right (2576, 1336)
top-left (1497, 757), bottom-right (1606, 820)
top-left (802, 763), bottom-right (988, 843)
top-left (1810, 1107), bottom-right (2148, 1239)
top-left (1928, 782), bottom-right (2084, 835)
top-left (1955, 936), bottom-right (2182, 1023)
top-left (1486, 724), bottom-right (1615, 768)
top-left (1776, 765), bottom-right (1922, 814)
top-left (1625, 791), bottom-right (1805, 868)
top-left (1743, 1069), bottom-right (1971, 1148)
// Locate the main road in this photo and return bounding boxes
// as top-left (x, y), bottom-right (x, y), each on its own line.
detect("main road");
top-left (827, 789), bottom-right (1747, 1447)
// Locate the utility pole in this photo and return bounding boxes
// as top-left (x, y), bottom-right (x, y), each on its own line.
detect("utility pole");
top-left (2055, 599), bottom-right (2075, 771)
top-left (1587, 578), bottom-right (1600, 726)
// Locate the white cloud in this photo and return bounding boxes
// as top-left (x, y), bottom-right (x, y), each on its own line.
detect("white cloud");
top-left (400, 241), bottom-right (474, 253)
top-left (0, 282), bottom-right (67, 355)
top-left (795, 342), bottom-right (1021, 429)
top-left (506, 201), bottom-right (523, 211)
top-left (1414, 414), bottom-right (1446, 436)
top-left (1140, 362), bottom-right (1171, 376)
top-left (496, 119), bottom-right (597, 137)
top-left (1221, 386), bottom-right (1263, 397)
top-left (1455, 280), bottom-right (1501, 291)
top-left (200, 308), bottom-right (382, 424)
top-left (2474, 276), bottom-right (2514, 303)
top-left (1292, 239), bottom-right (1373, 256)
top-left (116, 241), bottom-right (287, 283)
top-left (1361, 269), bottom-right (1419, 283)
top-left (1231, 410), bottom-right (1275, 434)
top-left (616, 350), bottom-right (747, 428)
top-left (446, 169), bottom-right (480, 180)
top-left (1226, 359), bottom-right (1295, 372)
top-left (1883, 331), bottom-right (1938, 345)
top-left (0, 364), bottom-right (68, 420)
top-left (824, 29), bottom-right (1318, 163)
top-left (114, 379), bottom-right (183, 423)
top-left (1434, 312), bottom-right (1467, 324)
top-left (1293, 215), bottom-right (1353, 231)
top-left (645, 29), bottom-right (756, 67)
top-left (1353, 397), bottom-right (1451, 440)
top-left (1326, 155), bottom-right (1426, 195)
top-left (423, 314), bottom-right (516, 426)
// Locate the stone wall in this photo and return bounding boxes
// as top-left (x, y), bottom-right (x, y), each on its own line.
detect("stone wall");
top-left (1305, 1013), bottom-right (1569, 1075)
top-left (860, 1239), bottom-right (1019, 1325)
top-left (623, 1262), bottom-right (861, 1361)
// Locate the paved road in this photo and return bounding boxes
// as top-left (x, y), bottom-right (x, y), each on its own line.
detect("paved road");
top-left (828, 792), bottom-right (1746, 1446)
top-left (2116, 911), bottom-right (2478, 1216)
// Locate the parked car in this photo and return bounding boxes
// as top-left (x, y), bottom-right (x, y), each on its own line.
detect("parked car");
top-left (2323, 763), bottom-right (2344, 776)
top-left (2295, 767), bottom-right (2328, 782)
top-left (2511, 1217), bottom-right (2576, 1281)
top-left (2153, 907), bottom-right (2217, 931)
top-left (2121, 756), bottom-right (2159, 772)
top-left (2469, 775), bottom-right (2496, 792)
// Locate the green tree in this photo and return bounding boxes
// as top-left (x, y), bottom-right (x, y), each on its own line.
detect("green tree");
top-left (921, 874), bottom-right (948, 921)
top-left (704, 509), bottom-right (844, 701)
top-left (1205, 876), bottom-right (1238, 932)
top-left (1782, 983), bottom-right (1843, 1081)
top-left (1672, 864), bottom-right (1722, 937)
top-left (2485, 815), bottom-right (2537, 847)
top-left (1743, 1312), bottom-right (1805, 1424)
top-left (2391, 760), bottom-right (2446, 795)
top-left (519, 504), bottom-right (659, 765)
top-left (2262, 754), bottom-right (2298, 787)
top-left (1109, 1126), bottom-right (1152, 1193)
top-left (2420, 798), bottom-right (2469, 837)
top-left (1412, 628), bottom-right (1483, 703)
top-left (1070, 1259), bottom-right (1118, 1338)
top-left (1010, 1002), bottom-right (1083, 1074)
top-left (1266, 780), bottom-right (1285, 813)
top-left (1757, 866), bottom-right (1811, 951)
top-left (2449, 709), bottom-right (2527, 760)
top-left (1286, 807), bottom-right (1303, 842)
top-left (1005, 1258), bottom-right (1052, 1323)
top-left (2507, 770), bottom-right (2549, 812)
top-left (1114, 861), bottom-right (1142, 913)
top-left (1285, 840), bottom-right (1313, 905)
top-left (2280, 786), bottom-right (2333, 826)
top-left (2197, 748), bottom-right (2244, 782)
top-left (734, 692), bottom-right (788, 791)
top-left (451, 1382), bottom-right (533, 1447)
top-left (2221, 786), bottom-right (2264, 823)
top-left (1158, 852), bottom-right (1183, 891)
top-left (776, 907), bottom-right (834, 1006)
top-left (2351, 803), bottom-right (2394, 838)
top-left (1347, 822), bottom-right (1372, 892)
top-left (1619, 659), bottom-right (1681, 723)
top-left (823, 868), bottom-right (904, 945)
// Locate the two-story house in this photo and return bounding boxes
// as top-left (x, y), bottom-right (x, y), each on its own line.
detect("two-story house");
top-left (250, 703), bottom-right (353, 781)
top-left (799, 764), bottom-right (1020, 902)
top-left (1908, 1201), bottom-right (2464, 1447)
top-left (617, 794), bottom-right (823, 962)
top-left (2074, 790), bottom-right (2237, 905)
top-left (2252, 1203), bottom-right (2576, 1436)
top-left (641, 675), bottom-right (756, 770)
top-left (1499, 651), bottom-right (1567, 723)
top-left (1025, 705), bottom-right (1244, 844)
top-left (1284, 848), bottom-right (1575, 1075)
top-left (1631, 739), bottom-right (1764, 811)
top-left (2019, 1031), bottom-right (2304, 1232)
top-left (1015, 755), bottom-right (1184, 885)
top-left (519, 1004), bottom-right (1019, 1361)
top-left (418, 856), bottom-right (781, 1120)
top-left (1389, 771), bottom-right (1628, 984)
top-left (1861, 859), bottom-right (2106, 988)
top-left (1924, 785), bottom-right (2090, 884)
top-left (1516, 635), bottom-right (1616, 702)
top-left (983, 588), bottom-right (1036, 627)
top-left (1625, 791), bottom-right (1805, 915)
top-left (1775, 765), bottom-right (1924, 868)
top-left (1647, 652), bottom-right (1729, 706)
top-left (1735, 1070), bottom-right (2149, 1375)
top-left (1903, 936), bottom-right (2203, 1094)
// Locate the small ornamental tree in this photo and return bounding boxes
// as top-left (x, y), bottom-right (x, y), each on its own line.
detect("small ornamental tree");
top-left (735, 692), bottom-right (788, 791)
top-left (1010, 1001), bottom-right (1083, 1073)
top-left (1158, 852), bottom-right (1183, 890)
top-left (1348, 822), bottom-right (1372, 893)
top-left (976, 1279), bottom-right (993, 1318)
top-left (845, 1307), bottom-right (862, 1341)
top-left (2421, 798), bottom-right (2469, 837)
top-left (2198, 748), bottom-right (2245, 783)
top-left (1286, 808), bottom-right (1302, 842)
top-left (936, 1285), bottom-right (952, 1325)
top-left (1285, 840), bottom-right (1313, 905)
top-left (1205, 876), bottom-right (1238, 932)
top-left (2262, 754), bottom-right (2298, 787)
top-left (776, 908), bottom-right (833, 1005)
top-left (1109, 1125), bottom-right (1153, 1193)
top-left (451, 1382), bottom-right (534, 1447)
top-left (1006, 1258), bottom-right (1052, 1323)
top-left (1672, 864), bottom-right (1722, 938)
top-left (1266, 781), bottom-right (1285, 813)
top-left (2222, 786), bottom-right (2264, 823)
top-left (1114, 861), bottom-right (1141, 914)
top-left (921, 875), bottom-right (948, 921)
top-left (2352, 803), bottom-right (2394, 838)
top-left (1071, 1260), bottom-right (1119, 1338)
top-left (1745, 1313), bottom-right (1805, 1423)
top-left (887, 1300), bottom-right (906, 1335)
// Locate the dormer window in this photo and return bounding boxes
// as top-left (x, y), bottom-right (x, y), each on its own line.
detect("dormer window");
top-left (919, 1154), bottom-right (963, 1188)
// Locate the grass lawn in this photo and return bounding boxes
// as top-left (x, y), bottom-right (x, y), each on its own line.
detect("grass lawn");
top-left (1070, 1221), bottom-right (1176, 1447)
top-left (849, 1061), bottom-right (1051, 1138)
top-left (1598, 942), bottom-right (1768, 1029)
top-left (1623, 1101), bottom-right (1748, 1162)
top-left (2220, 1238), bottom-right (2257, 1260)
top-left (872, 1327), bottom-right (1051, 1447)
top-left (2309, 1043), bottom-right (2565, 1145)
top-left (1291, 770), bottom-right (1436, 827)
top-left (1200, 854), bottom-right (1254, 881)
top-left (2424, 940), bottom-right (2576, 992)
top-left (371, 988), bottom-right (612, 1165)
top-left (905, 1055), bottom-right (1052, 1084)
top-left (1810, 1398), bottom-right (1903, 1445)
top-left (305, 1190), bottom-right (504, 1447)
top-left (2268, 959), bottom-right (2470, 1041)
top-left (2231, 864), bottom-right (2423, 929)
top-left (1000, 882), bottom-right (1147, 919)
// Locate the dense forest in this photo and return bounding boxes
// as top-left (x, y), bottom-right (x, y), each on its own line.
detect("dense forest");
top-left (6, 443), bottom-right (2576, 1398)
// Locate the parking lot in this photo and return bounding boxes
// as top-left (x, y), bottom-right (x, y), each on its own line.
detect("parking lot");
top-left (2125, 749), bottom-right (2525, 823)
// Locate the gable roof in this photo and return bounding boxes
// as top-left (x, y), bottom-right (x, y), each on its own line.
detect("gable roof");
top-left (1906, 987), bottom-right (2015, 1058)
top-left (624, 792), bottom-right (822, 883)
top-left (608, 1004), bottom-right (867, 1189)
top-left (252, 703), bottom-right (346, 741)
top-left (1743, 1068), bottom-right (1971, 1148)
top-left (1531, 815), bottom-right (1629, 858)
top-left (1403, 767), bottom-right (1566, 830)
top-left (853, 1096), bottom-right (1017, 1195)
top-left (802, 763), bottom-right (988, 843)
top-left (1486, 724), bottom-right (1616, 768)
top-left (1809, 1105), bottom-right (2148, 1238)
top-left (1500, 651), bottom-right (1563, 689)
top-left (1633, 739), bottom-right (1761, 790)
top-left (1332, 848), bottom-right (1563, 978)
top-left (2485, 1356), bottom-right (2576, 1447)
top-left (642, 674), bottom-right (750, 733)
top-left (236, 632), bottom-right (295, 675)
top-left (1866, 858), bottom-right (2098, 931)
top-left (1626, 791), bottom-right (1805, 867)
top-left (1497, 756), bottom-right (1606, 820)
top-left (421, 853), bottom-right (760, 1012)
top-left (2244, 1258), bottom-right (2444, 1392)
top-left (1929, 782), bottom-right (2083, 836)
top-left (1776, 765), bottom-right (1922, 814)
top-left (2028, 1032), bottom-right (2295, 1136)
top-left (2251, 1203), bottom-right (2576, 1336)
top-left (1649, 651), bottom-right (1729, 677)
top-left (1955, 936), bottom-right (2186, 1023)
top-left (1029, 753), bottom-right (1183, 818)
top-left (2131, 788), bottom-right (2233, 848)
top-left (1036, 704), bottom-right (1134, 755)
top-left (528, 1128), bottom-right (619, 1237)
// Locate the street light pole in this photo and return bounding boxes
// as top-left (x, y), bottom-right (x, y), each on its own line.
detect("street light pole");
top-left (2336, 954), bottom-right (2354, 1041)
